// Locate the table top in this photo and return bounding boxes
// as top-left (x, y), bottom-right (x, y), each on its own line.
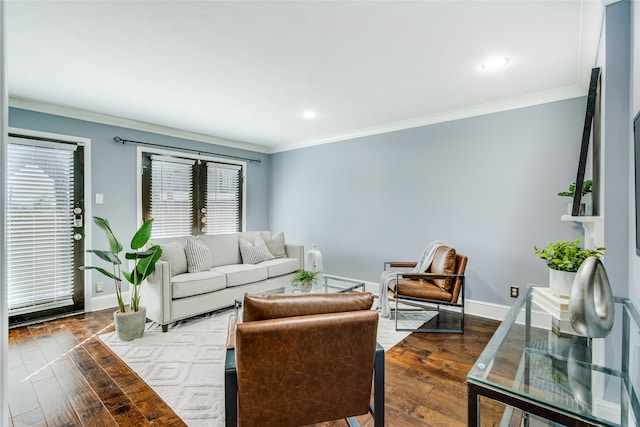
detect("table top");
top-left (467, 285), bottom-right (640, 426)
top-left (268, 274), bottom-right (365, 295)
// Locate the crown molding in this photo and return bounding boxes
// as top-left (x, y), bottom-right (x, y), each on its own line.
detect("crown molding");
top-left (8, 96), bottom-right (271, 154)
top-left (11, 83), bottom-right (588, 156)
top-left (272, 85), bottom-right (587, 153)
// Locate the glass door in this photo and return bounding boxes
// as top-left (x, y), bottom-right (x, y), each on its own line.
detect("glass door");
top-left (7, 136), bottom-right (85, 325)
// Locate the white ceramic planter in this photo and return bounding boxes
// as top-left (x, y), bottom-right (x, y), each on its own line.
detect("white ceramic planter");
top-left (549, 269), bottom-right (577, 296)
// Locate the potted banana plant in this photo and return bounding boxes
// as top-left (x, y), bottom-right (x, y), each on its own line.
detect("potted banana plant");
top-left (81, 217), bottom-right (162, 341)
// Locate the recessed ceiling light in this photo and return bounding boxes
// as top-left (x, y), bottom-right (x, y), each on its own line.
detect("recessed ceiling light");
top-left (482, 57), bottom-right (510, 70)
top-left (301, 110), bottom-right (317, 119)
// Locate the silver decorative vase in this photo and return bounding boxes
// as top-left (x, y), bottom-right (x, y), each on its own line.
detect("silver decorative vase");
top-left (568, 258), bottom-right (614, 338)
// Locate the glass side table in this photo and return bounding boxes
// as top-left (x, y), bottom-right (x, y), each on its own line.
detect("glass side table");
top-left (467, 285), bottom-right (640, 426)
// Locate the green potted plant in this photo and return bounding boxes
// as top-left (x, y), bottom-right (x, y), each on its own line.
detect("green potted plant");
top-left (558, 180), bottom-right (592, 215)
top-left (291, 269), bottom-right (319, 293)
top-left (533, 239), bottom-right (604, 295)
top-left (81, 217), bottom-right (162, 341)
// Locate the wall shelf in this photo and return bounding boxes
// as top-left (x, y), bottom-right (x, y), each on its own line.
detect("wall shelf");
top-left (560, 215), bottom-right (604, 249)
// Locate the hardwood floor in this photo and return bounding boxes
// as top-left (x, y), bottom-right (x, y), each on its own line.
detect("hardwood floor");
top-left (8, 309), bottom-right (503, 426)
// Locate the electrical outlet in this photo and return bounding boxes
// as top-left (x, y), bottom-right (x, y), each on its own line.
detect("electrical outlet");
top-left (96, 281), bottom-right (104, 292)
top-left (510, 286), bottom-right (519, 298)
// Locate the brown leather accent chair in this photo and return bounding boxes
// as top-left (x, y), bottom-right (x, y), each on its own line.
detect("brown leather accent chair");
top-left (385, 246), bottom-right (467, 333)
top-left (225, 292), bottom-right (384, 427)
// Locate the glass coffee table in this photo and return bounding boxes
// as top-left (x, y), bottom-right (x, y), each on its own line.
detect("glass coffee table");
top-left (467, 285), bottom-right (640, 426)
top-left (234, 274), bottom-right (366, 312)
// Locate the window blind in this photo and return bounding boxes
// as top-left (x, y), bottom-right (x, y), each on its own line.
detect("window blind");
top-left (205, 162), bottom-right (242, 234)
top-left (7, 141), bottom-right (76, 312)
top-left (150, 155), bottom-right (195, 238)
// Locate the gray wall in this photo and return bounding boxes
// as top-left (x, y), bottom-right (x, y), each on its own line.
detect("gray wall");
top-left (271, 98), bottom-right (587, 306)
top-left (604, 0), bottom-right (631, 299)
top-left (8, 108), bottom-right (272, 298)
top-left (629, 0), bottom-right (640, 310)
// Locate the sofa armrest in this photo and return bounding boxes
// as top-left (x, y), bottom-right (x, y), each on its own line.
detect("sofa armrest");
top-left (146, 260), bottom-right (173, 330)
top-left (285, 243), bottom-right (304, 269)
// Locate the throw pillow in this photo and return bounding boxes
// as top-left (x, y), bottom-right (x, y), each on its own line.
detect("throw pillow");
top-left (239, 235), bottom-right (275, 264)
top-left (158, 241), bottom-right (188, 276)
top-left (260, 231), bottom-right (286, 258)
top-left (184, 239), bottom-right (213, 273)
top-left (428, 246), bottom-right (457, 291)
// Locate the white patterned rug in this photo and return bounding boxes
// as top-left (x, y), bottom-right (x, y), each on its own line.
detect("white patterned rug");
top-left (100, 308), bottom-right (433, 426)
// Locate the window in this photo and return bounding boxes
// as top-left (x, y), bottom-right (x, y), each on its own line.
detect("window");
top-left (142, 152), bottom-right (244, 238)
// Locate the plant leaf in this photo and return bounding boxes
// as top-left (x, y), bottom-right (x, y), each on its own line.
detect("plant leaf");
top-left (93, 217), bottom-right (123, 254)
top-left (131, 218), bottom-right (154, 250)
top-left (79, 265), bottom-right (120, 281)
top-left (136, 245), bottom-right (163, 278)
top-left (87, 249), bottom-right (121, 265)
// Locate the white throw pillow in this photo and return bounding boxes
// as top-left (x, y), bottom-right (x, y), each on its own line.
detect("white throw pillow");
top-left (239, 235), bottom-right (275, 264)
top-left (260, 231), bottom-right (287, 258)
top-left (158, 241), bottom-right (188, 276)
top-left (184, 239), bottom-right (213, 273)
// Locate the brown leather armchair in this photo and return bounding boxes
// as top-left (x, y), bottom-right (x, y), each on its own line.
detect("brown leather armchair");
top-left (385, 245), bottom-right (467, 333)
top-left (225, 292), bottom-right (384, 427)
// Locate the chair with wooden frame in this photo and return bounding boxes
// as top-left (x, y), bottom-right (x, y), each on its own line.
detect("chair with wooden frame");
top-left (385, 245), bottom-right (467, 333)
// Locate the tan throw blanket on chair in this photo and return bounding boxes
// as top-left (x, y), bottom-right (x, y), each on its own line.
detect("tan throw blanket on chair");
top-left (379, 240), bottom-right (444, 318)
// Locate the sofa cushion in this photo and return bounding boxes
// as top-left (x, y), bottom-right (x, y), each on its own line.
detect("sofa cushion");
top-left (157, 241), bottom-right (188, 276)
top-left (259, 258), bottom-right (300, 278)
top-left (260, 231), bottom-right (287, 258)
top-left (171, 270), bottom-right (226, 299)
top-left (184, 239), bottom-right (213, 273)
top-left (239, 235), bottom-right (275, 264)
top-left (428, 246), bottom-right (457, 291)
top-left (198, 234), bottom-right (241, 267)
top-left (211, 264), bottom-right (268, 287)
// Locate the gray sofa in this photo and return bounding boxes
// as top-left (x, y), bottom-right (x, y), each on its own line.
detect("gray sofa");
top-left (146, 231), bottom-right (303, 331)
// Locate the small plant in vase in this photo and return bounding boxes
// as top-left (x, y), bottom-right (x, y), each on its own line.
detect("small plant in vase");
top-left (81, 217), bottom-right (162, 341)
top-left (291, 269), bottom-right (320, 293)
top-left (533, 239), bottom-right (604, 295)
top-left (558, 180), bottom-right (592, 215)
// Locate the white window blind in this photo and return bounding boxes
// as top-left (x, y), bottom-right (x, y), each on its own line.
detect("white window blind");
top-left (7, 140), bottom-right (76, 312)
top-left (150, 155), bottom-right (195, 238)
top-left (204, 163), bottom-right (242, 234)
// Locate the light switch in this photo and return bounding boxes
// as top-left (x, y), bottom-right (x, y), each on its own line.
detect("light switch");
top-left (95, 193), bottom-right (104, 204)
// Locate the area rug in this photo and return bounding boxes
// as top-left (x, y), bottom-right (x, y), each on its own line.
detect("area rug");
top-left (100, 308), bottom-right (432, 426)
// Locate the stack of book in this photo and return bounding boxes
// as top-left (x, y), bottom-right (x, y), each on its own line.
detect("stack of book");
top-left (532, 287), bottom-right (576, 335)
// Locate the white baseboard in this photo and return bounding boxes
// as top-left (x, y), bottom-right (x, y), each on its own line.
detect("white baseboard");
top-left (86, 291), bottom-right (130, 313)
top-left (363, 279), bottom-right (512, 322)
top-left (88, 277), bottom-right (518, 323)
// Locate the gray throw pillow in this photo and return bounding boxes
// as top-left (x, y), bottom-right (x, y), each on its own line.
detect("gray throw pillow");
top-left (260, 231), bottom-right (287, 258)
top-left (239, 235), bottom-right (275, 264)
top-left (184, 239), bottom-right (213, 273)
top-left (159, 241), bottom-right (188, 276)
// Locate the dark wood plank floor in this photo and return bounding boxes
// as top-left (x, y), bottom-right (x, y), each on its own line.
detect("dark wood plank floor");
top-left (8, 309), bottom-right (504, 426)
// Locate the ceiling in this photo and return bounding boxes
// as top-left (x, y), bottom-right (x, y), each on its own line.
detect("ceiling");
top-left (6, 1), bottom-right (604, 153)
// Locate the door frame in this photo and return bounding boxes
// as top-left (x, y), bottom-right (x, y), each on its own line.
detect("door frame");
top-left (7, 127), bottom-right (92, 312)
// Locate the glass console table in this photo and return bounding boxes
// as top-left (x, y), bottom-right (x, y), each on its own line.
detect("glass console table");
top-left (467, 285), bottom-right (640, 426)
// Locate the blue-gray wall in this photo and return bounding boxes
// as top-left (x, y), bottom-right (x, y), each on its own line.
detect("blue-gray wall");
top-left (8, 108), bottom-right (272, 298)
top-left (8, 97), bottom-right (609, 308)
top-left (604, 0), bottom-right (631, 300)
top-left (271, 98), bottom-right (588, 306)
